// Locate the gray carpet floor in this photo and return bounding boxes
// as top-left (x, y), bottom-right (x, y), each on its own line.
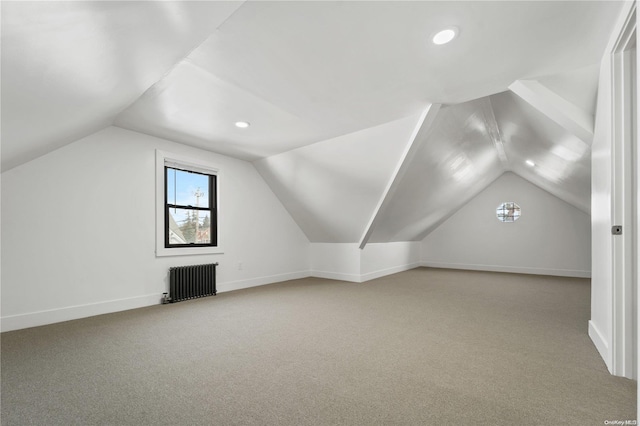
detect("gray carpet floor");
top-left (1, 268), bottom-right (636, 425)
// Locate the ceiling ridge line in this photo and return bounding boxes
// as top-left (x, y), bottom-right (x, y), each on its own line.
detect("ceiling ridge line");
top-left (112, 3), bottom-right (247, 125)
top-left (481, 96), bottom-right (510, 169)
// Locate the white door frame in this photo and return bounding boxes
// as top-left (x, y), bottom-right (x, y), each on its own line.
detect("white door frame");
top-left (611, 1), bottom-right (637, 380)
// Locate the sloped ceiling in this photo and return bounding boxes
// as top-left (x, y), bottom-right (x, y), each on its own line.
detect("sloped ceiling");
top-left (1, 1), bottom-right (243, 171)
top-left (253, 115), bottom-right (422, 242)
top-left (367, 100), bottom-right (506, 243)
top-left (537, 63), bottom-right (600, 115)
top-left (491, 91), bottom-right (591, 213)
top-left (1, 1), bottom-right (626, 245)
top-left (113, 0), bottom-right (619, 161)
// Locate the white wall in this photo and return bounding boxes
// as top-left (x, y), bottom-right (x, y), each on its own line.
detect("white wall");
top-left (310, 242), bottom-right (420, 283)
top-left (310, 243), bottom-right (361, 282)
top-left (1, 126), bottom-right (310, 331)
top-left (361, 242), bottom-right (421, 281)
top-left (421, 172), bottom-right (591, 278)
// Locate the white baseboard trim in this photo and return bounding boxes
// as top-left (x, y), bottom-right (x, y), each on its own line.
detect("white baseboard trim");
top-left (310, 270), bottom-right (362, 283)
top-left (1, 293), bottom-right (163, 333)
top-left (217, 271), bottom-right (310, 293)
top-left (588, 320), bottom-right (611, 372)
top-left (360, 262), bottom-right (421, 282)
top-left (1, 271), bottom-right (312, 332)
top-left (311, 263), bottom-right (421, 283)
top-left (420, 261), bottom-right (591, 278)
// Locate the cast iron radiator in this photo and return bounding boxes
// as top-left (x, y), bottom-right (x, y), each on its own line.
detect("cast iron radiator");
top-left (169, 263), bottom-right (218, 303)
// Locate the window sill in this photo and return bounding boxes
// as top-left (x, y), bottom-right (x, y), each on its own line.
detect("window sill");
top-left (156, 246), bottom-right (224, 257)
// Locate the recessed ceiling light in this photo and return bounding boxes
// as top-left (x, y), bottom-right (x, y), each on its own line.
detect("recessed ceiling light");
top-left (235, 121), bottom-right (250, 128)
top-left (432, 27), bottom-right (458, 45)
top-left (526, 159), bottom-right (536, 167)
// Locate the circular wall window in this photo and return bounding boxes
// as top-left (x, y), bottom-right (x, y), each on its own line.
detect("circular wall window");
top-left (496, 202), bottom-right (521, 222)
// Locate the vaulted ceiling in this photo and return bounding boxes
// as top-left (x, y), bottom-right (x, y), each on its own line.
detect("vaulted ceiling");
top-left (1, 1), bottom-right (625, 244)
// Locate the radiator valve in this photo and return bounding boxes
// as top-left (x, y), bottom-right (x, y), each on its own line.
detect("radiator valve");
top-left (161, 293), bottom-right (172, 304)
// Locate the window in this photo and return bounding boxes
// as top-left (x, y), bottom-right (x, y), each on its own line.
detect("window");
top-left (165, 166), bottom-right (217, 248)
top-left (496, 202), bottom-right (521, 222)
top-left (156, 150), bottom-right (222, 257)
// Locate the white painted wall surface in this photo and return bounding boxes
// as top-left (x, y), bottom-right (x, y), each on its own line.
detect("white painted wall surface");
top-left (310, 243), bottom-right (361, 282)
top-left (361, 242), bottom-right (421, 281)
top-left (310, 242), bottom-right (421, 283)
top-left (421, 172), bottom-right (591, 278)
top-left (1, 127), bottom-right (310, 331)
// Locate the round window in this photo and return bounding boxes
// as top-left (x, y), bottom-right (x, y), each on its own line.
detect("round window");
top-left (496, 202), bottom-right (521, 222)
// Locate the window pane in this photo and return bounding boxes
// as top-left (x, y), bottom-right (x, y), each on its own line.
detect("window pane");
top-left (496, 202), bottom-right (521, 222)
top-left (168, 208), bottom-right (212, 245)
top-left (166, 168), bottom-right (209, 208)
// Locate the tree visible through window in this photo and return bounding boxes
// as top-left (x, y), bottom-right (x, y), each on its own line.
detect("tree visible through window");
top-left (165, 167), bottom-right (217, 247)
top-left (496, 202), bottom-right (521, 222)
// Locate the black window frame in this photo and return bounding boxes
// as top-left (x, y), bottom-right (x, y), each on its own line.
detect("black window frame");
top-left (164, 166), bottom-right (217, 248)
